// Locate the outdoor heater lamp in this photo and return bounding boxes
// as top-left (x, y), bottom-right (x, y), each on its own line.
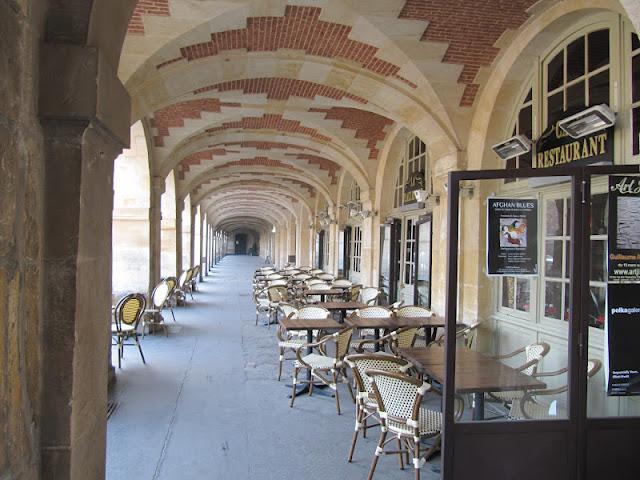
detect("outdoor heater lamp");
top-left (491, 134), bottom-right (532, 161)
top-left (557, 104), bottom-right (616, 139)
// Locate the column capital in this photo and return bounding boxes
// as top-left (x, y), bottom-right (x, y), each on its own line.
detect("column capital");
top-left (151, 176), bottom-right (166, 195)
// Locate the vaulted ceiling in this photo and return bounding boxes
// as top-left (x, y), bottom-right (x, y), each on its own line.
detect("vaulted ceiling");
top-left (118, 0), bottom-right (549, 232)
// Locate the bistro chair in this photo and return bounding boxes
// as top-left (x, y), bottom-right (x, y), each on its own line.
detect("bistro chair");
top-left (176, 269), bottom-right (192, 305)
top-left (349, 284), bottom-right (363, 302)
top-left (430, 321), bottom-right (480, 350)
top-left (361, 287), bottom-right (381, 306)
top-left (344, 354), bottom-right (412, 462)
top-left (304, 282), bottom-right (331, 304)
top-left (509, 359), bottom-right (602, 420)
top-left (349, 306), bottom-right (393, 351)
top-left (306, 278), bottom-right (325, 287)
top-left (486, 341), bottom-right (551, 410)
top-left (366, 370), bottom-right (463, 480)
top-left (309, 268), bottom-right (324, 276)
top-left (317, 272), bottom-right (335, 281)
top-left (354, 326), bottom-right (420, 355)
top-left (332, 279), bottom-right (353, 288)
top-left (266, 285), bottom-right (289, 324)
top-left (290, 326), bottom-right (354, 414)
top-left (276, 307), bottom-right (305, 381)
top-left (389, 300), bottom-right (405, 312)
top-left (268, 279), bottom-right (288, 287)
top-left (298, 266), bottom-right (312, 272)
top-left (254, 287), bottom-right (271, 325)
top-left (143, 280), bottom-right (172, 337)
top-left (267, 273), bottom-right (284, 281)
top-left (163, 276), bottom-right (178, 320)
top-left (112, 293), bottom-right (147, 368)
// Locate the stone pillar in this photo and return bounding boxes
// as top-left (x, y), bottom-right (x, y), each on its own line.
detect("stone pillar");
top-left (287, 219), bottom-right (296, 264)
top-left (189, 205), bottom-right (197, 269)
top-left (39, 43), bottom-right (130, 479)
top-left (149, 176), bottom-right (164, 292)
top-left (360, 201), bottom-right (376, 286)
top-left (175, 199), bottom-right (183, 276)
top-left (203, 220), bottom-right (209, 276)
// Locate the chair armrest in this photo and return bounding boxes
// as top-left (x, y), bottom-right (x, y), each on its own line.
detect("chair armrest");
top-left (353, 336), bottom-right (390, 353)
top-left (533, 367), bottom-right (568, 378)
top-left (491, 346), bottom-right (526, 360)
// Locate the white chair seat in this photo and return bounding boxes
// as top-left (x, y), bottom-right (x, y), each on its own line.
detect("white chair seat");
top-left (111, 323), bottom-right (135, 333)
top-left (387, 407), bottom-right (442, 436)
top-left (294, 353), bottom-right (336, 370)
top-left (279, 339), bottom-right (306, 349)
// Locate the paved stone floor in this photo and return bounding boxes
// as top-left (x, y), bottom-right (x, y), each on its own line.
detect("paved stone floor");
top-left (107, 256), bottom-right (441, 479)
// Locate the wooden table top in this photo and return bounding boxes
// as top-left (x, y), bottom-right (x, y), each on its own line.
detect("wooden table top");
top-left (397, 346), bottom-right (546, 394)
top-left (315, 301), bottom-right (368, 310)
top-left (346, 314), bottom-right (446, 329)
top-left (280, 317), bottom-right (343, 330)
top-left (304, 289), bottom-right (346, 296)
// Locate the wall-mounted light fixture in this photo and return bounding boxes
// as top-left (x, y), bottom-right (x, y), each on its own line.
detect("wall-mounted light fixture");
top-left (492, 134), bottom-right (532, 161)
top-left (558, 104), bottom-right (615, 138)
top-left (271, 226), bottom-right (276, 233)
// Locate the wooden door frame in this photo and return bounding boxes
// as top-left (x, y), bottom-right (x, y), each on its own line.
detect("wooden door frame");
top-left (414, 213), bottom-right (433, 308)
top-left (442, 164), bottom-right (640, 480)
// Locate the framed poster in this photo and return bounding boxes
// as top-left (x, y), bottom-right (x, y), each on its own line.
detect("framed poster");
top-left (606, 283), bottom-right (640, 396)
top-left (608, 176), bottom-right (640, 282)
top-left (486, 198), bottom-right (538, 276)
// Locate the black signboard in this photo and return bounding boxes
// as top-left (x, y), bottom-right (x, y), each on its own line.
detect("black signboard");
top-left (534, 109), bottom-right (613, 169)
top-left (486, 198), bottom-right (538, 276)
top-left (606, 283), bottom-right (640, 396)
top-left (608, 176), bottom-right (640, 282)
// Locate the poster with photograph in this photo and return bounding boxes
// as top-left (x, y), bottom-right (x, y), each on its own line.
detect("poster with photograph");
top-left (486, 199), bottom-right (538, 276)
top-left (608, 176), bottom-right (640, 282)
top-left (606, 283), bottom-right (640, 396)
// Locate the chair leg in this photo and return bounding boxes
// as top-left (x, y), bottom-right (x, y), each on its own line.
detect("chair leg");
top-left (333, 370), bottom-right (341, 415)
top-left (308, 378), bottom-right (314, 397)
top-left (367, 430), bottom-right (387, 480)
top-left (117, 337), bottom-right (122, 368)
top-left (134, 334), bottom-right (146, 364)
top-left (363, 416), bottom-right (368, 438)
top-left (397, 439), bottom-right (405, 470)
top-left (348, 407), bottom-right (362, 462)
top-left (169, 306), bottom-right (176, 322)
top-left (277, 348), bottom-right (284, 381)
top-left (290, 368), bottom-right (299, 407)
top-left (414, 442), bottom-right (420, 480)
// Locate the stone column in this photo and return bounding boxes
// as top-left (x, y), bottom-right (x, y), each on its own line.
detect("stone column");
top-left (360, 201), bottom-right (376, 286)
top-left (199, 213), bottom-right (205, 280)
top-left (149, 176), bottom-right (164, 292)
top-left (175, 199), bottom-right (183, 276)
top-left (189, 205), bottom-right (197, 269)
top-left (39, 43), bottom-right (130, 479)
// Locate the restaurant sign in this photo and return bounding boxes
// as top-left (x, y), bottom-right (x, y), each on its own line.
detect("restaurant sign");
top-left (403, 170), bottom-right (425, 204)
top-left (486, 198), bottom-right (538, 276)
top-left (606, 283), bottom-right (640, 396)
top-left (608, 176), bottom-right (640, 282)
top-left (533, 111), bottom-right (613, 169)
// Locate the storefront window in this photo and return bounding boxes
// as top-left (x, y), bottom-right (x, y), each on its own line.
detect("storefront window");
top-left (352, 226), bottom-right (362, 272)
top-left (394, 136), bottom-right (427, 207)
top-left (404, 218), bottom-right (416, 284)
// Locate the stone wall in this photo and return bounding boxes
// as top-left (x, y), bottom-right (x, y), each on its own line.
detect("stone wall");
top-left (0, 0), bottom-right (45, 477)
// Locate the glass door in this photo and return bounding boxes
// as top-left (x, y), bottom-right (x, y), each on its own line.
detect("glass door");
top-left (399, 217), bottom-right (417, 304)
top-left (414, 214), bottom-right (432, 307)
top-left (379, 224), bottom-right (391, 305)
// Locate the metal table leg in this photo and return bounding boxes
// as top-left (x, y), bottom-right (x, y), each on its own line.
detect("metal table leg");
top-left (473, 392), bottom-right (485, 421)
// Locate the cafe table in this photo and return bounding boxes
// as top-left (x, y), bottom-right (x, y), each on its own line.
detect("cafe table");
top-left (345, 314), bottom-right (446, 351)
top-left (397, 346), bottom-right (547, 420)
top-left (280, 316), bottom-right (342, 397)
top-left (303, 288), bottom-right (347, 302)
top-left (314, 301), bottom-right (368, 322)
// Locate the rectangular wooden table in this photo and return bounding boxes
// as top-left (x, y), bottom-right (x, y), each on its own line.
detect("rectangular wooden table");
top-left (397, 346), bottom-right (546, 420)
top-left (280, 317), bottom-right (343, 397)
top-left (303, 289), bottom-right (348, 302)
top-left (315, 301), bottom-right (368, 322)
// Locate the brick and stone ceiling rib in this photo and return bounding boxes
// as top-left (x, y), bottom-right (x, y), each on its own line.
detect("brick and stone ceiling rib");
top-left (156, 5), bottom-right (416, 88)
top-left (398, 0), bottom-right (537, 107)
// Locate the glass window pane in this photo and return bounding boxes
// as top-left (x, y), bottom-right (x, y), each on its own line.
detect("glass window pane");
top-left (546, 199), bottom-right (564, 236)
top-left (563, 283), bottom-right (571, 322)
top-left (587, 286), bottom-right (606, 329)
top-left (545, 240), bottom-right (563, 277)
top-left (545, 281), bottom-right (562, 319)
top-left (633, 107), bottom-right (640, 156)
top-left (590, 240), bottom-right (606, 282)
top-left (633, 32), bottom-right (640, 52)
top-left (588, 69), bottom-right (609, 106)
top-left (565, 240), bottom-right (571, 278)
top-left (516, 278), bottom-right (531, 312)
top-left (591, 193), bottom-right (608, 235)
top-left (567, 80), bottom-right (585, 111)
top-left (567, 36), bottom-right (585, 81)
top-left (547, 91), bottom-right (564, 125)
top-left (588, 29), bottom-right (609, 72)
top-left (547, 52), bottom-right (564, 92)
top-left (633, 53), bottom-right (640, 104)
top-left (519, 105), bottom-right (532, 137)
top-left (502, 277), bottom-right (515, 309)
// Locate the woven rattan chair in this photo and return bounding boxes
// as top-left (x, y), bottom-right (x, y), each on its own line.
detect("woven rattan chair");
top-left (396, 306), bottom-right (433, 347)
top-left (354, 327), bottom-right (420, 355)
top-left (430, 321), bottom-right (480, 349)
top-left (112, 293), bottom-right (147, 368)
top-left (349, 306), bottom-right (393, 351)
top-left (277, 306), bottom-right (326, 380)
top-left (268, 279), bottom-right (288, 287)
top-left (350, 284), bottom-right (363, 302)
top-left (175, 270), bottom-right (192, 305)
top-left (486, 342), bottom-right (551, 408)
top-left (332, 279), bottom-right (353, 288)
top-left (290, 326), bottom-right (354, 414)
top-left (163, 276), bottom-right (178, 320)
top-left (509, 360), bottom-right (602, 420)
top-left (267, 273), bottom-right (284, 281)
top-left (361, 287), bottom-right (381, 306)
top-left (345, 354), bottom-right (412, 463)
top-left (254, 288), bottom-right (271, 325)
top-left (309, 268), bottom-right (324, 276)
top-left (366, 370), bottom-right (462, 480)
top-left (317, 272), bottom-right (335, 281)
top-left (389, 300), bottom-right (405, 312)
top-left (306, 278), bottom-right (325, 287)
top-left (305, 282), bottom-right (331, 303)
top-left (267, 285), bottom-right (288, 324)
top-left (143, 280), bottom-right (172, 337)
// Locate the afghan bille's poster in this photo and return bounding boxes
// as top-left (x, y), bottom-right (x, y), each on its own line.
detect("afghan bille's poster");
top-left (608, 176), bottom-right (640, 282)
top-left (486, 199), bottom-right (538, 276)
top-left (606, 283), bottom-right (640, 396)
